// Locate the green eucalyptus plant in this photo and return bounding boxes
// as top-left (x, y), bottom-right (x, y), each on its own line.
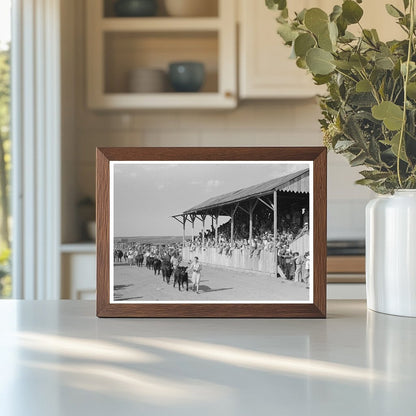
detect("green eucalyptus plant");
top-left (266, 0), bottom-right (416, 193)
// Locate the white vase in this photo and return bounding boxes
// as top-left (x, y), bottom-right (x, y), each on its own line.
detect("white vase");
top-left (366, 190), bottom-right (416, 317)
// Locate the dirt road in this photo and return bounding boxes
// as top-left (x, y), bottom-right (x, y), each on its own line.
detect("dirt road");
top-left (113, 263), bottom-right (309, 302)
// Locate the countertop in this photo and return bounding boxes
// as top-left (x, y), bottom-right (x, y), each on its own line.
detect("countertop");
top-left (0, 300), bottom-right (415, 415)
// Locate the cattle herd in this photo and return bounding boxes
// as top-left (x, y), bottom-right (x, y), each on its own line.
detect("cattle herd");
top-left (114, 247), bottom-right (190, 291)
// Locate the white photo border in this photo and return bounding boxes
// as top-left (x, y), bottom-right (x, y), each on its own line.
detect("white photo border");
top-left (109, 160), bottom-right (314, 304)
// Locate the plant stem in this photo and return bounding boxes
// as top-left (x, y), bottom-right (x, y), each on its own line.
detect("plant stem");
top-left (359, 69), bottom-right (381, 104)
top-left (397, 0), bottom-right (415, 188)
top-left (334, 68), bottom-right (358, 84)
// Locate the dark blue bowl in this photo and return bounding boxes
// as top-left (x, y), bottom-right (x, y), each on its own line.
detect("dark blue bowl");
top-left (168, 62), bottom-right (205, 93)
top-left (114, 0), bottom-right (158, 17)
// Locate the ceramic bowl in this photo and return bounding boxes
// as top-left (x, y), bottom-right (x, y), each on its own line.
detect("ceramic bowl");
top-left (114, 0), bottom-right (158, 17)
top-left (168, 62), bottom-right (205, 93)
top-left (128, 68), bottom-right (167, 93)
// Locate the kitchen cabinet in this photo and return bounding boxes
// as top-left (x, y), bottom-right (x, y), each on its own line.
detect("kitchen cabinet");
top-left (238, 0), bottom-right (404, 99)
top-left (86, 0), bottom-right (237, 109)
top-left (61, 245), bottom-right (96, 300)
top-left (239, 0), bottom-right (324, 99)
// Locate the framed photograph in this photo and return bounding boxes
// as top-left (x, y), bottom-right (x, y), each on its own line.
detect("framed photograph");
top-left (96, 147), bottom-right (327, 318)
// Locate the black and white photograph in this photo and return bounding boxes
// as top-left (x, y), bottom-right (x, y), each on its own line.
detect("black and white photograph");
top-left (110, 161), bottom-right (313, 304)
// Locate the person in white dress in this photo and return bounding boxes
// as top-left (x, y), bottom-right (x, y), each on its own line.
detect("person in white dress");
top-left (191, 257), bottom-right (202, 294)
top-left (127, 249), bottom-right (134, 266)
top-left (304, 252), bottom-right (310, 289)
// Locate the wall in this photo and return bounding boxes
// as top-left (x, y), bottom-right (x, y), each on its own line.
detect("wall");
top-left (62, 0), bottom-right (374, 243)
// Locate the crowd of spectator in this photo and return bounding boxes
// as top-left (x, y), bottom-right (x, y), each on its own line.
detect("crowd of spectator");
top-left (184, 217), bottom-right (309, 282)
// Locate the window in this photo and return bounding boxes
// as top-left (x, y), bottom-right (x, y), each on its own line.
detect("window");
top-left (0, 0), bottom-right (11, 298)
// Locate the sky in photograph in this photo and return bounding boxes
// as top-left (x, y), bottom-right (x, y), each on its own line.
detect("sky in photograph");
top-left (113, 162), bottom-right (309, 237)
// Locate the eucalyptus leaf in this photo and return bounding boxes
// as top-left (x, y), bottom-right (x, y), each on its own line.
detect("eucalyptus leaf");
top-left (407, 82), bottom-right (416, 99)
top-left (383, 132), bottom-right (409, 162)
top-left (369, 136), bottom-right (382, 163)
top-left (385, 4), bottom-right (404, 17)
top-left (328, 21), bottom-right (338, 44)
top-left (350, 152), bottom-right (368, 167)
top-left (408, 109), bottom-right (416, 137)
top-left (294, 33), bottom-right (316, 58)
top-left (277, 23), bottom-right (298, 43)
top-left (266, 0), bottom-right (287, 11)
top-left (296, 57), bottom-right (308, 69)
top-left (371, 29), bottom-right (380, 43)
top-left (304, 8), bottom-right (329, 35)
top-left (339, 31), bottom-right (356, 43)
top-left (401, 61), bottom-right (416, 76)
top-left (360, 170), bottom-right (392, 180)
top-left (350, 54), bottom-right (368, 70)
top-left (330, 5), bottom-right (342, 22)
top-left (403, 0), bottom-right (409, 9)
top-left (313, 74), bottom-right (332, 85)
top-left (318, 27), bottom-right (334, 52)
top-left (356, 79), bottom-right (372, 93)
top-left (375, 55), bottom-right (395, 70)
top-left (378, 78), bottom-right (386, 99)
top-left (355, 178), bottom-right (378, 186)
top-left (296, 8), bottom-right (307, 23)
top-left (306, 48), bottom-right (335, 75)
top-left (342, 0), bottom-right (364, 24)
top-left (399, 14), bottom-right (411, 29)
top-left (281, 8), bottom-right (288, 19)
top-left (276, 14), bottom-right (288, 24)
top-left (372, 101), bottom-right (404, 130)
top-left (336, 15), bottom-right (348, 36)
top-left (344, 114), bottom-right (367, 147)
top-left (333, 60), bottom-right (353, 70)
top-left (363, 29), bottom-right (376, 46)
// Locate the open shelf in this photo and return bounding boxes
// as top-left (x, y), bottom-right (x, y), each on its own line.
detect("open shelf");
top-left (91, 93), bottom-right (235, 109)
top-left (87, 0), bottom-right (236, 109)
top-left (103, 0), bottom-right (219, 18)
top-left (104, 31), bottom-right (218, 94)
top-left (61, 243), bottom-right (96, 254)
top-left (101, 17), bottom-right (221, 32)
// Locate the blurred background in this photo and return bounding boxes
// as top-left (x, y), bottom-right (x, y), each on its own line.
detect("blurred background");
top-left (1, 0), bottom-right (404, 300)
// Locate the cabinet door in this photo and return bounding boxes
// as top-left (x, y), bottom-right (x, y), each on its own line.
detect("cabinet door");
top-left (239, 0), bottom-right (325, 99)
top-left (62, 253), bottom-right (96, 300)
top-left (239, 0), bottom-right (404, 99)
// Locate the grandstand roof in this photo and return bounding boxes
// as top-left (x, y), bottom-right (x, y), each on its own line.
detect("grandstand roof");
top-left (181, 168), bottom-right (309, 215)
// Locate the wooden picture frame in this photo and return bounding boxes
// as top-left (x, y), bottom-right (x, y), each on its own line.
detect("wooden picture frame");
top-left (96, 147), bottom-right (327, 318)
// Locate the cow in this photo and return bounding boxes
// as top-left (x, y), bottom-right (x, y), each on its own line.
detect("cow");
top-left (146, 256), bottom-right (155, 270)
top-left (153, 258), bottom-right (162, 275)
top-left (135, 253), bottom-right (144, 267)
top-left (173, 266), bottom-right (189, 291)
top-left (161, 259), bottom-right (172, 284)
top-left (117, 250), bottom-right (123, 263)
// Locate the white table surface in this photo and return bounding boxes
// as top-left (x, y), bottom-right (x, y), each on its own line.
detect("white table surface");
top-left (0, 300), bottom-right (415, 416)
